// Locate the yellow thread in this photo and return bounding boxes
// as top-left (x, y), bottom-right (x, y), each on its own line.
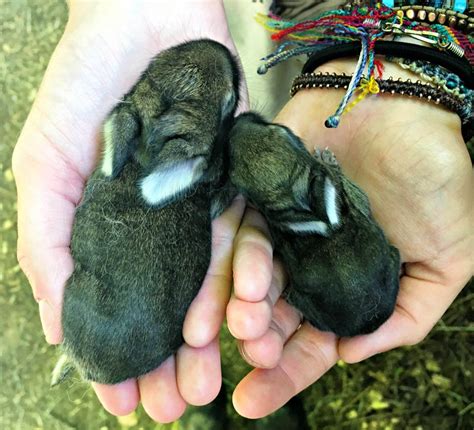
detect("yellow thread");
top-left (255, 13), bottom-right (281, 33)
top-left (446, 27), bottom-right (459, 44)
top-left (287, 34), bottom-right (355, 41)
top-left (396, 11), bottom-right (403, 25)
top-left (343, 76), bottom-right (380, 114)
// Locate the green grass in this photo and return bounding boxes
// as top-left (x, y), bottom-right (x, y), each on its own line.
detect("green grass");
top-left (1, 1), bottom-right (472, 429)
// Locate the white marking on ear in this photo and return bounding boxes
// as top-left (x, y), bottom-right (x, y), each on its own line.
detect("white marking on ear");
top-left (140, 157), bottom-right (206, 206)
top-left (101, 116), bottom-right (115, 177)
top-left (222, 89), bottom-right (236, 118)
top-left (324, 177), bottom-right (340, 226)
top-left (284, 221), bottom-right (329, 236)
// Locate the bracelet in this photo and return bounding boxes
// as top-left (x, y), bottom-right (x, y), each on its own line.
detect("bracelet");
top-left (258, 4), bottom-right (473, 127)
top-left (386, 56), bottom-right (472, 99)
top-left (291, 72), bottom-right (471, 123)
top-left (301, 41), bottom-right (474, 88)
top-left (345, 1), bottom-right (470, 14)
top-left (392, 5), bottom-right (474, 33)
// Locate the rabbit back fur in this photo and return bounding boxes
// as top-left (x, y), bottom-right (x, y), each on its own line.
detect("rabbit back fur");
top-left (63, 165), bottom-right (211, 383)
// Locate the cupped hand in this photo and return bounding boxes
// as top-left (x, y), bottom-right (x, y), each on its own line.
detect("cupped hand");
top-left (227, 59), bottom-right (473, 418)
top-left (12, 0), bottom-right (248, 422)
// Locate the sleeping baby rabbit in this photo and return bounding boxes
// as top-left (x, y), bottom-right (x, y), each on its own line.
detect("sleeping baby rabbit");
top-left (228, 113), bottom-right (400, 337)
top-left (52, 40), bottom-right (240, 385)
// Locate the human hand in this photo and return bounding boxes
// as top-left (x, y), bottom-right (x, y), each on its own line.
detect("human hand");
top-left (227, 58), bottom-right (473, 418)
top-left (13, 0), bottom-right (247, 422)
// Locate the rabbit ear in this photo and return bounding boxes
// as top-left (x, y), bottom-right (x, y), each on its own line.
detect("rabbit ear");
top-left (283, 220), bottom-right (330, 236)
top-left (284, 175), bottom-right (341, 236)
top-left (323, 176), bottom-right (341, 227)
top-left (101, 108), bottom-right (139, 179)
top-left (140, 156), bottom-right (206, 207)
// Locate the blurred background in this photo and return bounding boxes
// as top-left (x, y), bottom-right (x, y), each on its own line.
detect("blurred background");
top-left (1, 1), bottom-right (472, 429)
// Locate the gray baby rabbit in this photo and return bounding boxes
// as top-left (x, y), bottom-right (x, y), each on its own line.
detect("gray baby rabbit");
top-left (52, 40), bottom-right (240, 385)
top-left (228, 113), bottom-right (400, 337)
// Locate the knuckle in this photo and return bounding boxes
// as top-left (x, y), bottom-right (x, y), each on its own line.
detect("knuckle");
top-left (235, 225), bottom-right (272, 253)
top-left (294, 334), bottom-right (331, 373)
top-left (404, 327), bottom-right (430, 346)
top-left (16, 252), bottom-right (40, 299)
top-left (16, 247), bottom-right (29, 272)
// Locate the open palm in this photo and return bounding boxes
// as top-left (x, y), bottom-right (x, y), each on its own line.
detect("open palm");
top-left (228, 60), bottom-right (473, 418)
top-left (13, 1), bottom-right (247, 422)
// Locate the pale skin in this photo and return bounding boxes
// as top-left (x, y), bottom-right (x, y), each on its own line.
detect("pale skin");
top-left (13, 0), bottom-right (473, 422)
top-left (228, 60), bottom-right (473, 418)
top-left (13, 0), bottom-right (248, 422)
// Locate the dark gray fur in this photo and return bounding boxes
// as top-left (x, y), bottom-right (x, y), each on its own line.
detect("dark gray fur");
top-left (56, 40), bottom-right (240, 385)
top-left (228, 113), bottom-right (400, 337)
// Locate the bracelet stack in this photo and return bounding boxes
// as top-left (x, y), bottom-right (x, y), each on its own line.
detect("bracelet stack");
top-left (256, 0), bottom-right (473, 137)
top-left (291, 72), bottom-right (471, 124)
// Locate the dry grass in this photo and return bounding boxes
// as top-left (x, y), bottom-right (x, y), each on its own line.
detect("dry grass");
top-left (1, 1), bottom-right (472, 429)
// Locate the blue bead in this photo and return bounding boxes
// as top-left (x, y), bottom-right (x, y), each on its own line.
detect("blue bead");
top-left (453, 0), bottom-right (468, 13)
top-left (446, 78), bottom-right (458, 89)
top-left (325, 116), bottom-right (340, 129)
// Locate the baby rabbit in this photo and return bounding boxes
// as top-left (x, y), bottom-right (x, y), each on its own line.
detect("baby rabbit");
top-left (52, 40), bottom-right (240, 385)
top-left (228, 113), bottom-right (400, 337)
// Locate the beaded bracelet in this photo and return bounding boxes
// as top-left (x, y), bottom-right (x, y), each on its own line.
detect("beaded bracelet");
top-left (290, 72), bottom-right (471, 124)
top-left (346, 1), bottom-right (471, 15)
top-left (343, 2), bottom-right (473, 32)
top-left (392, 5), bottom-right (473, 33)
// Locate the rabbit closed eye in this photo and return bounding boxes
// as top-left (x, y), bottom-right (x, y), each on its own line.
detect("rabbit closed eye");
top-left (228, 113), bottom-right (400, 337)
top-left (52, 40), bottom-right (240, 385)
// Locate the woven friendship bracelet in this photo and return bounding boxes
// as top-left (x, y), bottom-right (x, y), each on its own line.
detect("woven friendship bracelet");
top-left (386, 56), bottom-right (473, 100)
top-left (291, 72), bottom-right (471, 123)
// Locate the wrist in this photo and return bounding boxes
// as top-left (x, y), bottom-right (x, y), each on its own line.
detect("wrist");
top-left (275, 57), bottom-right (463, 155)
top-left (277, 57), bottom-right (463, 151)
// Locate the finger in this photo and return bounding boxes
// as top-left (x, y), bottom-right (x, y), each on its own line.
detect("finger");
top-left (183, 196), bottom-right (245, 348)
top-left (233, 322), bottom-right (338, 419)
top-left (13, 148), bottom-right (84, 344)
top-left (238, 298), bottom-right (302, 369)
top-left (338, 273), bottom-right (467, 363)
top-left (92, 379), bottom-right (140, 417)
top-left (139, 356), bottom-right (187, 423)
top-left (227, 259), bottom-right (287, 340)
top-left (176, 337), bottom-right (221, 406)
top-left (233, 207), bottom-right (273, 302)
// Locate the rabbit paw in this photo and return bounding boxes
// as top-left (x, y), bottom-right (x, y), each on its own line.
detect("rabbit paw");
top-left (314, 148), bottom-right (339, 167)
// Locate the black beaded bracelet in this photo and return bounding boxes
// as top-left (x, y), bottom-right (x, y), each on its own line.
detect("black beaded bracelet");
top-left (291, 72), bottom-right (470, 123)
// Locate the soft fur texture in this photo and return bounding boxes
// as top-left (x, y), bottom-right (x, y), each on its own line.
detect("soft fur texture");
top-left (56, 40), bottom-right (240, 385)
top-left (229, 113), bottom-right (401, 337)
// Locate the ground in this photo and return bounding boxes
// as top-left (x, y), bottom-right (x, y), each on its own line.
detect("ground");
top-left (0, 1), bottom-right (472, 429)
